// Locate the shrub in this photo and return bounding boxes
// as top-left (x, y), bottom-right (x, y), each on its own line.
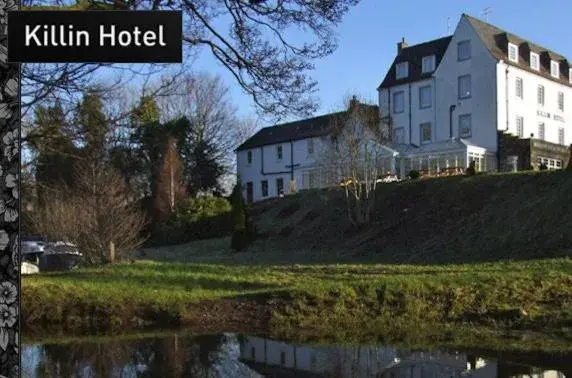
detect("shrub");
top-left (466, 161), bottom-right (476, 176)
top-left (150, 196), bottom-right (232, 245)
top-left (408, 170), bottom-right (421, 180)
top-left (539, 163), bottom-right (548, 171)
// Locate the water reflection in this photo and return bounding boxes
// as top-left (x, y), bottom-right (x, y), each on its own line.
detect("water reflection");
top-left (22, 333), bottom-right (569, 377)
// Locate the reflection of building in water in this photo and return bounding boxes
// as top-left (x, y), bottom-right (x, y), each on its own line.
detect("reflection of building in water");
top-left (239, 336), bottom-right (567, 378)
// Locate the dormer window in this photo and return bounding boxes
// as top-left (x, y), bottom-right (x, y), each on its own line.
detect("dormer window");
top-left (530, 52), bottom-right (540, 70)
top-left (508, 43), bottom-right (519, 63)
top-left (551, 60), bottom-right (560, 78)
top-left (422, 55), bottom-right (436, 73)
top-left (569, 68), bottom-right (572, 84)
top-left (396, 62), bottom-right (409, 79)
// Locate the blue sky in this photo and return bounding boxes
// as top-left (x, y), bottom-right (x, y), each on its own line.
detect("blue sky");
top-left (190, 1), bottom-right (572, 126)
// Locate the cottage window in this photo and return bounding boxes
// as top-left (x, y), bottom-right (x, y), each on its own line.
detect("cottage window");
top-left (276, 178), bottom-right (284, 196)
top-left (307, 138), bottom-right (314, 154)
top-left (420, 123), bottom-right (432, 144)
top-left (393, 91), bottom-right (405, 113)
top-left (515, 77), bottom-right (523, 99)
top-left (559, 127), bottom-right (565, 145)
top-left (537, 85), bottom-right (545, 106)
top-left (396, 62), bottom-right (408, 79)
top-left (247, 150), bottom-right (252, 164)
top-left (276, 145), bottom-right (283, 160)
top-left (393, 127), bottom-right (405, 143)
top-left (457, 40), bottom-right (471, 61)
top-left (538, 122), bottom-right (545, 140)
top-left (458, 75), bottom-right (471, 99)
top-left (551, 60), bottom-right (560, 78)
top-left (261, 180), bottom-right (268, 197)
top-left (558, 91), bottom-right (564, 111)
top-left (458, 114), bottom-right (472, 138)
top-left (516, 116), bottom-right (524, 137)
top-left (530, 52), bottom-right (540, 70)
top-left (508, 43), bottom-right (519, 63)
top-left (419, 85), bottom-right (432, 108)
top-left (422, 55), bottom-right (436, 73)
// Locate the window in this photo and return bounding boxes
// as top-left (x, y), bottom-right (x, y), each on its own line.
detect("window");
top-left (396, 62), bottom-right (408, 79)
top-left (251, 347), bottom-right (256, 360)
top-left (530, 52), bottom-right (540, 70)
top-left (393, 127), bottom-right (405, 143)
top-left (307, 138), bottom-right (314, 154)
top-left (261, 180), bottom-right (268, 197)
top-left (422, 55), bottom-right (436, 73)
top-left (508, 43), bottom-right (518, 62)
top-left (280, 351), bottom-right (286, 365)
top-left (538, 156), bottom-right (562, 170)
top-left (458, 114), bottom-right (472, 138)
top-left (516, 116), bottom-right (524, 137)
top-left (276, 145), bottom-right (283, 160)
top-left (558, 91), bottom-right (564, 111)
top-left (419, 85), bottom-right (432, 108)
top-left (551, 60), bottom-right (560, 78)
top-left (309, 171), bottom-right (318, 188)
top-left (515, 77), bottom-right (523, 99)
top-left (276, 178), bottom-right (284, 196)
top-left (537, 85), bottom-right (545, 106)
top-left (458, 75), bottom-right (471, 99)
top-left (559, 127), bottom-right (565, 145)
top-left (420, 123), bottom-right (432, 143)
top-left (457, 40), bottom-right (471, 61)
top-left (538, 122), bottom-right (545, 140)
top-left (393, 91), bottom-right (405, 113)
top-left (247, 150), bottom-right (252, 164)
top-left (569, 68), bottom-right (572, 84)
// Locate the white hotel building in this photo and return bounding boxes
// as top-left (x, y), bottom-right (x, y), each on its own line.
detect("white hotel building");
top-left (237, 14), bottom-right (572, 202)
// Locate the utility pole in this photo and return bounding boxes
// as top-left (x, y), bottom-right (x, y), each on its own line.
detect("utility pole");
top-left (482, 7), bottom-right (492, 21)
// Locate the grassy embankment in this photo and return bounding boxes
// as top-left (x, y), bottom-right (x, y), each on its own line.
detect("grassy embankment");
top-left (23, 171), bottom-right (572, 349)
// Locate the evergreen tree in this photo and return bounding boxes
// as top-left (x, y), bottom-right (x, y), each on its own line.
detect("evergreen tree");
top-left (230, 180), bottom-right (249, 251)
top-left (76, 91), bottom-right (108, 161)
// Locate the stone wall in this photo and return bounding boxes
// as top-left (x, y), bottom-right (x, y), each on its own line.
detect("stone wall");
top-left (498, 132), bottom-right (571, 171)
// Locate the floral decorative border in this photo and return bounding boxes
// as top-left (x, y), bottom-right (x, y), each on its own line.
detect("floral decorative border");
top-left (0, 0), bottom-right (20, 377)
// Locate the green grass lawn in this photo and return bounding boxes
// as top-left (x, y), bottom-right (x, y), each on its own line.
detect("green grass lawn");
top-left (23, 250), bottom-right (572, 345)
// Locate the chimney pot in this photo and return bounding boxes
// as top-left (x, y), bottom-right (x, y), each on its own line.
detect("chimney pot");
top-left (397, 38), bottom-right (408, 53)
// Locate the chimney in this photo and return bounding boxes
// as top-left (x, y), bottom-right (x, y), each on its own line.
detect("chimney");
top-left (397, 37), bottom-right (408, 53)
top-left (349, 95), bottom-right (358, 109)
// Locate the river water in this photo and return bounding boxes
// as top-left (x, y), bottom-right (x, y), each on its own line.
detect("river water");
top-left (22, 332), bottom-right (570, 377)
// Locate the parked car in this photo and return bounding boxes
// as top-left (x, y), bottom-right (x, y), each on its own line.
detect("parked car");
top-left (39, 241), bottom-right (83, 272)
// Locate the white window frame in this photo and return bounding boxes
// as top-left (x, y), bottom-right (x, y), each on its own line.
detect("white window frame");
top-left (516, 116), bottom-right (524, 138)
top-left (538, 156), bottom-right (562, 170)
top-left (276, 145), bottom-right (283, 160)
top-left (458, 75), bottom-right (471, 99)
top-left (393, 127), bottom-right (405, 143)
top-left (457, 40), bottom-right (471, 61)
top-left (538, 122), bottom-right (545, 140)
top-left (420, 122), bottom-right (432, 144)
top-left (422, 55), bottom-right (436, 73)
top-left (508, 43), bottom-right (519, 63)
top-left (551, 60), bottom-right (560, 78)
top-left (515, 77), bottom-right (523, 99)
top-left (558, 91), bottom-right (565, 112)
top-left (393, 91), bottom-right (405, 114)
top-left (458, 114), bottom-right (472, 138)
top-left (307, 138), bottom-right (314, 154)
top-left (537, 85), bottom-right (545, 106)
top-left (419, 85), bottom-right (432, 109)
top-left (569, 68), bottom-right (572, 84)
top-left (261, 180), bottom-right (268, 197)
top-left (530, 52), bottom-right (540, 71)
top-left (396, 62), bottom-right (409, 79)
top-left (247, 150), bottom-right (252, 165)
top-left (559, 127), bottom-right (565, 145)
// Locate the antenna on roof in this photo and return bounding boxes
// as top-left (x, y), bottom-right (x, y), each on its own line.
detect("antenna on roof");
top-left (482, 7), bottom-right (492, 21)
top-left (446, 17), bottom-right (451, 34)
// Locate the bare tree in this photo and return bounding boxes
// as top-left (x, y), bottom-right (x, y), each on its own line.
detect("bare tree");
top-left (29, 160), bottom-right (148, 265)
top-left (154, 136), bottom-right (187, 221)
top-left (22, 0), bottom-right (361, 119)
top-left (319, 95), bottom-right (388, 226)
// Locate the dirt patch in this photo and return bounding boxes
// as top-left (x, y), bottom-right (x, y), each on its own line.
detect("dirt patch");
top-left (182, 296), bottom-right (273, 334)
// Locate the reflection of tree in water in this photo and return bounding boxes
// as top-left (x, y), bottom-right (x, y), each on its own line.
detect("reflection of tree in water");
top-left (32, 334), bottom-right (228, 377)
